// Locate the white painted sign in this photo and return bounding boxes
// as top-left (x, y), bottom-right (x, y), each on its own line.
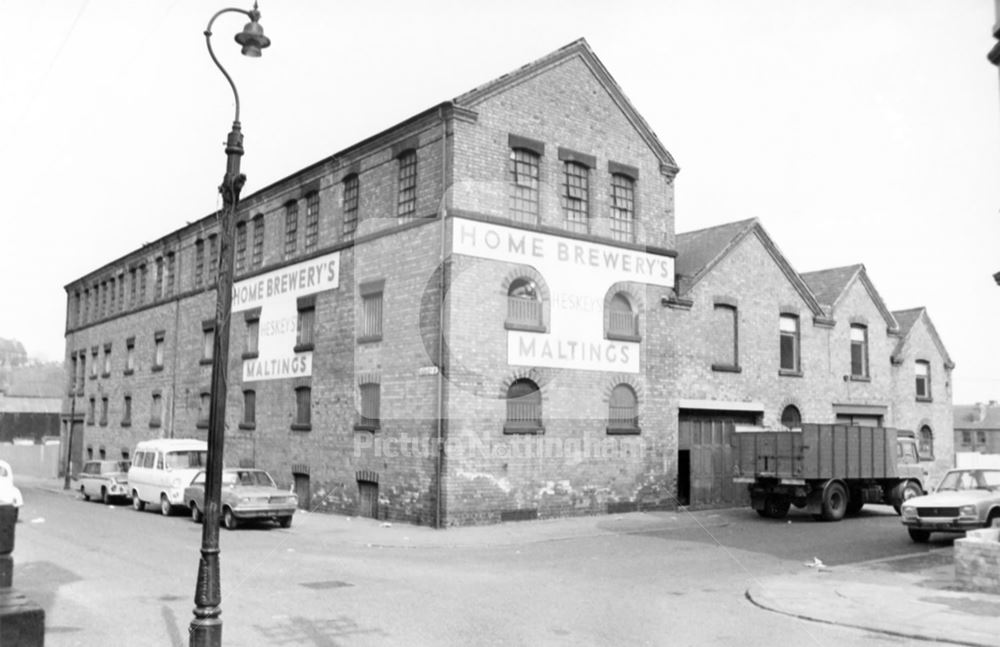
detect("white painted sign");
top-left (232, 252), bottom-right (340, 381)
top-left (452, 218), bottom-right (674, 373)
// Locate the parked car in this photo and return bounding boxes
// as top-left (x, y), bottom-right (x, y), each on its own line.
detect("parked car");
top-left (183, 468), bottom-right (297, 530)
top-left (77, 460), bottom-right (131, 504)
top-left (0, 460), bottom-right (24, 521)
top-left (901, 468), bottom-right (1000, 542)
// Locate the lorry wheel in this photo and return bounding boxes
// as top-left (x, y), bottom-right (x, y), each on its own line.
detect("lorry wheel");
top-left (846, 490), bottom-right (864, 516)
top-left (908, 528), bottom-right (930, 543)
top-left (819, 482), bottom-right (848, 521)
top-left (763, 496), bottom-right (790, 519)
top-left (893, 481), bottom-right (923, 515)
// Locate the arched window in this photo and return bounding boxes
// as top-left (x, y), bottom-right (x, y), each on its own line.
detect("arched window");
top-left (607, 384), bottom-right (639, 434)
top-left (504, 379), bottom-right (542, 433)
top-left (606, 292), bottom-right (638, 339)
top-left (506, 278), bottom-right (543, 329)
top-left (919, 425), bottom-right (934, 460)
top-left (780, 405), bottom-right (801, 429)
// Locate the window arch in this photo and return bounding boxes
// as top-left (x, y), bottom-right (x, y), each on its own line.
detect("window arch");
top-left (606, 292), bottom-right (639, 340)
top-left (506, 278), bottom-right (544, 330)
top-left (780, 405), bottom-right (801, 429)
top-left (919, 425), bottom-right (934, 460)
top-left (607, 384), bottom-right (639, 434)
top-left (504, 378), bottom-right (542, 433)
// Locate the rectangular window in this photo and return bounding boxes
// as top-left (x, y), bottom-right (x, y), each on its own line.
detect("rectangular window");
top-left (102, 344), bottom-right (112, 377)
top-left (294, 386), bottom-right (312, 430)
top-left (118, 273), bottom-right (125, 311)
top-left (69, 354), bottom-right (77, 394)
top-left (850, 324), bottom-right (869, 378)
top-left (359, 383), bottom-right (381, 430)
top-left (139, 264), bottom-right (147, 304)
top-left (962, 431), bottom-right (972, 446)
top-left (82, 289), bottom-right (90, 323)
top-left (153, 331), bottom-right (165, 370)
top-left (125, 338), bottom-right (135, 374)
top-left (99, 396), bottom-right (109, 426)
top-left (207, 235), bottom-right (219, 285)
top-left (561, 161), bottom-right (589, 233)
top-left (90, 347), bottom-right (99, 378)
top-left (150, 393), bottom-right (162, 428)
top-left (609, 174), bottom-right (635, 242)
top-left (109, 277), bottom-right (116, 313)
top-left (129, 267), bottom-right (137, 306)
top-left (235, 221), bottom-right (247, 275)
top-left (343, 175), bottom-right (359, 239)
top-left (397, 150), bottom-right (417, 219)
top-left (87, 397), bottom-right (96, 425)
top-left (510, 149), bottom-right (540, 224)
top-left (296, 302), bottom-right (316, 351)
top-left (154, 257), bottom-right (164, 299)
top-left (122, 395), bottom-right (132, 426)
top-left (201, 322), bottom-right (215, 364)
top-left (284, 202), bottom-right (299, 258)
top-left (304, 192), bottom-right (319, 250)
top-left (252, 216), bottom-right (264, 268)
top-left (194, 239), bottom-right (204, 288)
top-left (99, 281), bottom-right (107, 318)
top-left (711, 304), bottom-right (739, 371)
top-left (915, 360), bottom-right (931, 400)
top-left (77, 351), bottom-right (86, 391)
top-left (244, 314), bottom-right (260, 358)
top-left (359, 281), bottom-right (384, 342)
top-left (166, 252), bottom-right (176, 296)
top-left (779, 314), bottom-right (800, 373)
top-left (241, 390), bottom-right (256, 429)
top-left (197, 392), bottom-right (211, 429)
top-left (978, 431), bottom-right (987, 445)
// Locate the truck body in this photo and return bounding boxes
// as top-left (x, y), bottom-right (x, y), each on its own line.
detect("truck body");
top-left (732, 423), bottom-right (925, 521)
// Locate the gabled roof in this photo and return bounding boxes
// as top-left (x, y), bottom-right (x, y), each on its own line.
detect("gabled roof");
top-left (890, 307), bottom-right (955, 369)
top-left (800, 264), bottom-right (898, 331)
top-left (455, 38), bottom-right (679, 174)
top-left (674, 218), bottom-right (825, 316)
top-left (954, 403), bottom-right (1000, 431)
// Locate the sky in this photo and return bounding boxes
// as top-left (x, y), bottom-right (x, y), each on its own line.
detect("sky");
top-left (1, 0), bottom-right (998, 404)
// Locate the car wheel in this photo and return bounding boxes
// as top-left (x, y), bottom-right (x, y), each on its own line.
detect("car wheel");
top-left (820, 482), bottom-right (848, 522)
top-left (160, 495), bottom-right (172, 517)
top-left (101, 487), bottom-right (110, 505)
top-left (278, 516), bottom-right (292, 529)
top-left (80, 486), bottom-right (90, 502)
top-left (191, 503), bottom-right (203, 524)
top-left (132, 491), bottom-right (145, 511)
top-left (908, 527), bottom-right (931, 543)
top-left (223, 507), bottom-right (238, 530)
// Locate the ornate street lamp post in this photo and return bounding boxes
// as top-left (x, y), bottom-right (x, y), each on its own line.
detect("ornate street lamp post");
top-left (190, 5), bottom-right (270, 646)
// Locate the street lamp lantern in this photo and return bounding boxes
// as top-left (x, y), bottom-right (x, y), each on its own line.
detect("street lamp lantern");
top-left (190, 4), bottom-right (269, 647)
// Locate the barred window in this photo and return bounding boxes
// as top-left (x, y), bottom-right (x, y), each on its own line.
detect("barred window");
top-left (207, 235), bottom-right (218, 286)
top-left (296, 303), bottom-right (315, 350)
top-left (294, 387), bottom-right (312, 429)
top-left (251, 215), bottom-right (264, 269)
top-left (609, 174), bottom-right (635, 242)
top-left (607, 384), bottom-right (639, 434)
top-left (562, 161), bottom-right (589, 233)
top-left (304, 192), bottom-right (319, 250)
top-left (165, 252), bottom-right (176, 296)
top-left (359, 383), bottom-right (380, 430)
top-left (194, 239), bottom-right (204, 288)
top-left (504, 379), bottom-right (542, 433)
top-left (781, 405), bottom-right (802, 429)
top-left (117, 273), bottom-right (125, 312)
top-left (139, 264), bottom-right (148, 303)
top-left (506, 278), bottom-right (543, 330)
top-left (361, 292), bottom-right (383, 341)
top-left (343, 174), bottom-right (359, 239)
top-left (510, 149), bottom-right (540, 224)
top-left (242, 390), bottom-right (256, 428)
top-left (235, 221), bottom-right (247, 275)
top-left (606, 293), bottom-right (638, 339)
top-left (397, 150), bottom-right (417, 219)
top-left (109, 277), bottom-right (116, 313)
top-left (154, 259), bottom-right (163, 299)
top-left (284, 201), bottom-right (298, 258)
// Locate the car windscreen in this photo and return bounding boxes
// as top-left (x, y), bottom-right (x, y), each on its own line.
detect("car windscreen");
top-left (164, 450), bottom-right (207, 469)
top-left (236, 471), bottom-right (276, 487)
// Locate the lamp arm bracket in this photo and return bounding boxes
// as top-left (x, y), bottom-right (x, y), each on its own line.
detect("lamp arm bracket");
top-left (204, 7), bottom-right (254, 123)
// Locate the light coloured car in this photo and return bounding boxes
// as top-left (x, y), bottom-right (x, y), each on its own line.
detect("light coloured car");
top-left (0, 460), bottom-right (24, 521)
top-left (901, 468), bottom-right (1000, 542)
top-left (77, 460), bottom-right (131, 504)
top-left (183, 468), bottom-right (297, 530)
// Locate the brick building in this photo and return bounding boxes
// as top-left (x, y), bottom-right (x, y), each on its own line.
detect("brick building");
top-left (61, 40), bottom-right (954, 525)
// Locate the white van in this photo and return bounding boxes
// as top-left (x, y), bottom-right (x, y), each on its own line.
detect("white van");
top-left (128, 438), bottom-right (208, 515)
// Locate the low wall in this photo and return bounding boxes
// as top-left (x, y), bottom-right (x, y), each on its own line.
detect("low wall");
top-left (0, 443), bottom-right (60, 478)
top-left (955, 527), bottom-right (1000, 594)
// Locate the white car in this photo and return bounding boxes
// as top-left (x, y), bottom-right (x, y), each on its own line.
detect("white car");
top-left (0, 460), bottom-right (24, 521)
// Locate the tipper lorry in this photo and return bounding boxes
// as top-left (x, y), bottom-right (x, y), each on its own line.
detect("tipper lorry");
top-left (732, 423), bottom-right (925, 521)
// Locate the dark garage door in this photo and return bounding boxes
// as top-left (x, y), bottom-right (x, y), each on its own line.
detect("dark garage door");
top-left (678, 411), bottom-right (759, 508)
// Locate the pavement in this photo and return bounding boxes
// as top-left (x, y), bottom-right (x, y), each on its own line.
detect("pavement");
top-left (17, 474), bottom-right (1000, 646)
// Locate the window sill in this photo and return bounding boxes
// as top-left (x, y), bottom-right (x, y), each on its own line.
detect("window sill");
top-left (121, 421), bottom-right (131, 428)
top-left (606, 426), bottom-right (641, 435)
top-left (354, 423), bottom-right (381, 432)
top-left (293, 343), bottom-right (315, 353)
top-left (606, 332), bottom-right (641, 343)
top-left (779, 369), bottom-right (803, 378)
top-left (848, 375), bottom-right (870, 382)
top-left (291, 423), bottom-right (312, 432)
top-left (711, 364), bottom-right (742, 374)
top-left (196, 421), bottom-right (209, 429)
top-left (504, 321), bottom-right (547, 333)
top-left (238, 422), bottom-right (256, 431)
top-left (99, 422), bottom-right (108, 427)
top-left (241, 352), bottom-right (259, 360)
top-left (357, 335), bottom-right (383, 345)
top-left (89, 375), bottom-right (98, 380)
top-left (151, 365), bottom-right (164, 373)
top-left (916, 397), bottom-right (933, 403)
top-left (101, 373), bottom-right (111, 379)
top-left (503, 424), bottom-right (544, 435)
top-left (199, 358), bottom-right (213, 366)
top-left (123, 369), bottom-right (134, 377)
top-left (149, 421), bottom-right (162, 428)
